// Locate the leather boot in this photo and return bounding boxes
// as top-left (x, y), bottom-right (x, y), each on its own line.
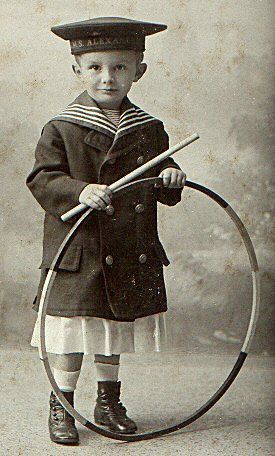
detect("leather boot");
top-left (48, 391), bottom-right (79, 445)
top-left (94, 381), bottom-right (137, 434)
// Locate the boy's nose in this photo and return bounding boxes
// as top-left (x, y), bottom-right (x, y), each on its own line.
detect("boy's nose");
top-left (101, 68), bottom-right (114, 84)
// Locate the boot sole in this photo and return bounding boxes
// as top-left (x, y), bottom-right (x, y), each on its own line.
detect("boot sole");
top-left (50, 436), bottom-right (79, 445)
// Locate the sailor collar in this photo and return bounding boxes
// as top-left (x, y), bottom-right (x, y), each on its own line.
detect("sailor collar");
top-left (52, 91), bottom-right (161, 139)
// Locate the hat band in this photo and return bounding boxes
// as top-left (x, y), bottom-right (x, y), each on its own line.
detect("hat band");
top-left (70, 35), bottom-right (145, 54)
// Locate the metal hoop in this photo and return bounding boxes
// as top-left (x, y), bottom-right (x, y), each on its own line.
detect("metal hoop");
top-left (38, 178), bottom-right (260, 441)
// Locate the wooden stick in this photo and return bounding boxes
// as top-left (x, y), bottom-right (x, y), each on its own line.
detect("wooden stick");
top-left (61, 132), bottom-right (199, 221)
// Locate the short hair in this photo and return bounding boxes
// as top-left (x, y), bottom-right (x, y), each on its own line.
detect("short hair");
top-left (74, 54), bottom-right (81, 66)
top-left (75, 50), bottom-right (144, 67)
top-left (136, 51), bottom-right (144, 64)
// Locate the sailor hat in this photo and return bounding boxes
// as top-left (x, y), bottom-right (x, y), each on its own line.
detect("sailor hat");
top-left (51, 16), bottom-right (167, 54)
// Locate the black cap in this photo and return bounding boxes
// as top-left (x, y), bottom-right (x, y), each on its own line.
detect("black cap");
top-left (51, 17), bottom-right (167, 55)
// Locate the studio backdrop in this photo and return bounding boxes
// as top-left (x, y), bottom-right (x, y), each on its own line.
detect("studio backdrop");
top-left (0, 0), bottom-right (273, 354)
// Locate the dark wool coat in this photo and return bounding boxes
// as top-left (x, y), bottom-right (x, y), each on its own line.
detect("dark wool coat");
top-left (27, 91), bottom-right (182, 321)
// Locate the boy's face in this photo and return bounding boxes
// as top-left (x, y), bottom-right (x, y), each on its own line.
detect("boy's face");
top-left (73, 50), bottom-right (147, 109)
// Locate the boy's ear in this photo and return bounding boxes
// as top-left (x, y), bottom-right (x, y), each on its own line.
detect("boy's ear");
top-left (133, 62), bottom-right (147, 82)
top-left (72, 64), bottom-right (82, 76)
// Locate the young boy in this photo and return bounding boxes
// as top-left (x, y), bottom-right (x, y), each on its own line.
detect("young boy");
top-left (27, 17), bottom-right (186, 445)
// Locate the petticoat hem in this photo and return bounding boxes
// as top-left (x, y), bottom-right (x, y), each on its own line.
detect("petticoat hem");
top-left (31, 312), bottom-right (168, 356)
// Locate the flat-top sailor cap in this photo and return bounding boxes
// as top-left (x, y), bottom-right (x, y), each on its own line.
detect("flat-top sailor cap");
top-left (51, 17), bottom-right (167, 54)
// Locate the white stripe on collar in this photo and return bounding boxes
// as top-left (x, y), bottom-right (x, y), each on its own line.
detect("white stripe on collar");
top-left (52, 103), bottom-right (159, 138)
top-left (58, 106), bottom-right (117, 132)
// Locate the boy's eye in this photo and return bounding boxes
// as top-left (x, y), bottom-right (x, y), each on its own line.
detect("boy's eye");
top-left (89, 65), bottom-right (100, 71)
top-left (115, 64), bottom-right (126, 71)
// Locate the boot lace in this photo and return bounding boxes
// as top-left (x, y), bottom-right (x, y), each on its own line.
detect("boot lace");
top-left (50, 397), bottom-right (73, 423)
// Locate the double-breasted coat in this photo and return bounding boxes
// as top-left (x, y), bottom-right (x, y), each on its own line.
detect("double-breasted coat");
top-left (27, 91), bottom-right (182, 321)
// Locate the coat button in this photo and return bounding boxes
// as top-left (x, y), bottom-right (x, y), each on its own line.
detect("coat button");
top-left (108, 158), bottom-right (116, 165)
top-left (139, 254), bottom-right (147, 264)
top-left (135, 203), bottom-right (145, 214)
top-left (137, 155), bottom-right (144, 165)
top-left (105, 255), bottom-right (113, 265)
top-left (105, 205), bottom-right (115, 215)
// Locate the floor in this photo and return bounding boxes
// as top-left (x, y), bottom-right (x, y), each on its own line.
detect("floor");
top-left (0, 349), bottom-right (274, 455)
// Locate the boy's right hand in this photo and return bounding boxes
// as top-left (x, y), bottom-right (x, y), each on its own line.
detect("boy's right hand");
top-left (79, 184), bottom-right (112, 210)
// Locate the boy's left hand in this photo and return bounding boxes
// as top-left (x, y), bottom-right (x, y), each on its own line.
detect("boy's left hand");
top-left (158, 168), bottom-right (187, 188)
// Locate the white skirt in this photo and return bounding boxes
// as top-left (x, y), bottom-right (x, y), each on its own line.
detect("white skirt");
top-left (31, 313), bottom-right (168, 355)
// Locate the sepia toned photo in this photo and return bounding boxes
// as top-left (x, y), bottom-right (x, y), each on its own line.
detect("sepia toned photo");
top-left (1, 1), bottom-right (274, 454)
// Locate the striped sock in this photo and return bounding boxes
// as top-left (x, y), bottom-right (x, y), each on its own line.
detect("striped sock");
top-left (94, 354), bottom-right (120, 382)
top-left (53, 368), bottom-right (81, 392)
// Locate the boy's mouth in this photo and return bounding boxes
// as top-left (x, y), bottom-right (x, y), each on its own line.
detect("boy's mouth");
top-left (98, 88), bottom-right (118, 92)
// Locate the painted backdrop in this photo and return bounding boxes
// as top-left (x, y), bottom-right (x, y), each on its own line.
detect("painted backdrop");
top-left (0, 0), bottom-right (273, 353)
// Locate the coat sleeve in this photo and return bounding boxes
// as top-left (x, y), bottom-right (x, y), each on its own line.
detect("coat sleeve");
top-left (26, 122), bottom-right (89, 219)
top-left (154, 126), bottom-right (183, 207)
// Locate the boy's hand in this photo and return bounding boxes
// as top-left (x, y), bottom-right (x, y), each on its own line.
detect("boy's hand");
top-left (79, 184), bottom-right (112, 210)
top-left (158, 168), bottom-right (187, 188)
